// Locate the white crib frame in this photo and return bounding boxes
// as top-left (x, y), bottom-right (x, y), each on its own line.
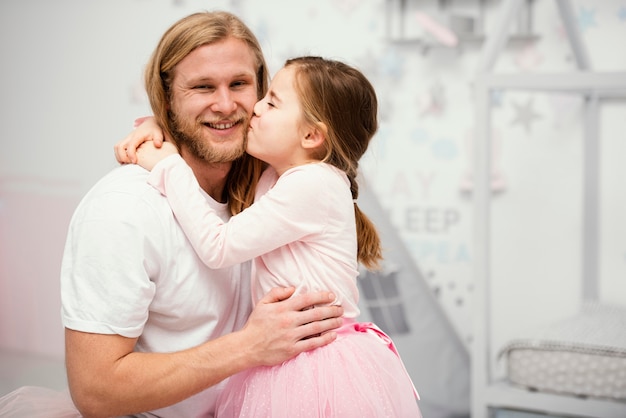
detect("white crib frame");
top-left (471, 1), bottom-right (626, 417)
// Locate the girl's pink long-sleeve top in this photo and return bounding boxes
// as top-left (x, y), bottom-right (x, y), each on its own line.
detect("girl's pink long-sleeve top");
top-left (148, 154), bottom-right (360, 316)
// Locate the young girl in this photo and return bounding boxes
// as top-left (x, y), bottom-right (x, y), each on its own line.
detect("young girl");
top-left (120, 56), bottom-right (421, 417)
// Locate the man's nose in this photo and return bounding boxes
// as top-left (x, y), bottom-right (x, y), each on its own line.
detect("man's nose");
top-left (210, 88), bottom-right (237, 113)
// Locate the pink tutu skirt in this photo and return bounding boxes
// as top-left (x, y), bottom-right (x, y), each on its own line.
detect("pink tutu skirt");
top-left (215, 321), bottom-right (422, 418)
top-left (0, 386), bottom-right (81, 418)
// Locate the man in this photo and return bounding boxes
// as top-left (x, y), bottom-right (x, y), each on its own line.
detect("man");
top-left (62, 11), bottom-right (343, 418)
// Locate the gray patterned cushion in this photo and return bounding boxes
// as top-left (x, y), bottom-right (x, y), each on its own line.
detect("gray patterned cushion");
top-left (498, 303), bottom-right (626, 400)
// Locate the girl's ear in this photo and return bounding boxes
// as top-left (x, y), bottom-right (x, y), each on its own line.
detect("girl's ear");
top-left (302, 122), bottom-right (327, 150)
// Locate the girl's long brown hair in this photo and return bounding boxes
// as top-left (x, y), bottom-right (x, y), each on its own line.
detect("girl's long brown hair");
top-left (286, 56), bottom-right (382, 270)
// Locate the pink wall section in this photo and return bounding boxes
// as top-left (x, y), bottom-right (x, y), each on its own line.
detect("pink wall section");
top-left (0, 180), bottom-right (81, 359)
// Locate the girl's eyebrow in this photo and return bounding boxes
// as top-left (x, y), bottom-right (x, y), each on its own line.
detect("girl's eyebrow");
top-left (268, 89), bottom-right (282, 103)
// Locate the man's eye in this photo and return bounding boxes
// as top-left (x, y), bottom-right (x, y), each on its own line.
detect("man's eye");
top-left (231, 81), bottom-right (248, 88)
top-left (195, 85), bottom-right (214, 90)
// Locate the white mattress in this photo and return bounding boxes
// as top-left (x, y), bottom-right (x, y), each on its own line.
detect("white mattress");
top-left (498, 303), bottom-right (626, 401)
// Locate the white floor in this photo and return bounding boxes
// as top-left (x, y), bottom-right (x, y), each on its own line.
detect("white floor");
top-left (0, 349), bottom-right (68, 397)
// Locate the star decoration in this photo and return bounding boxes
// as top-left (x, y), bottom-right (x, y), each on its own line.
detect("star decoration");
top-left (578, 6), bottom-right (597, 32)
top-left (510, 97), bottom-right (542, 134)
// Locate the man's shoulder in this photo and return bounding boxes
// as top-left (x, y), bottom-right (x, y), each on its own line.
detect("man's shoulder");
top-left (88, 164), bottom-right (156, 196)
top-left (75, 165), bottom-right (169, 219)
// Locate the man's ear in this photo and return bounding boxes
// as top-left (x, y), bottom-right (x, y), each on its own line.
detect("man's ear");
top-left (302, 122), bottom-right (327, 150)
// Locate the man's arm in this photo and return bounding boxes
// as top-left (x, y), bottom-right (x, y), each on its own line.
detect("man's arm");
top-left (66, 287), bottom-right (343, 418)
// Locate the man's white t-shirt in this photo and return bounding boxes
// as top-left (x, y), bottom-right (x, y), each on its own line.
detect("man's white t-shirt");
top-left (60, 164), bottom-right (252, 417)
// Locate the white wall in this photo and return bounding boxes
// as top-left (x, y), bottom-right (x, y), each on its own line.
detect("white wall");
top-left (0, 0), bottom-right (624, 376)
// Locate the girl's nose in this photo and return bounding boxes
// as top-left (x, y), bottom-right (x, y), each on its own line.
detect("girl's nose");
top-left (252, 99), bottom-right (263, 116)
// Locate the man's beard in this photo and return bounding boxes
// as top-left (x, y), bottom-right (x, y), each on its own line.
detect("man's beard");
top-left (169, 112), bottom-right (249, 163)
